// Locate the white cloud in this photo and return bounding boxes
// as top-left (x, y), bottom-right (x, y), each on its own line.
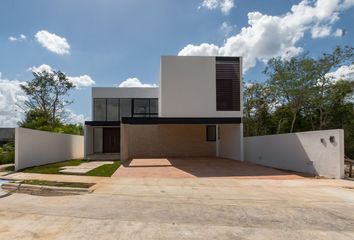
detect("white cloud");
top-left (8, 34), bottom-right (26, 42)
top-left (0, 73), bottom-right (27, 127)
top-left (117, 77), bottom-right (158, 88)
top-left (326, 64), bottom-right (354, 82)
top-left (28, 64), bottom-right (95, 88)
top-left (199, 0), bottom-right (235, 15)
top-left (35, 30), bottom-right (70, 55)
top-left (65, 110), bottom-right (87, 124)
top-left (181, 0), bottom-right (354, 72)
top-left (334, 28), bottom-right (346, 37)
top-left (67, 75), bottom-right (95, 88)
top-left (9, 36), bottom-right (17, 41)
top-left (28, 64), bottom-right (53, 74)
top-left (311, 24), bottom-right (332, 38)
top-left (220, 21), bottom-right (234, 36)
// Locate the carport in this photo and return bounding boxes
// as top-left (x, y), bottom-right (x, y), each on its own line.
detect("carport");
top-left (120, 117), bottom-right (243, 162)
top-left (112, 157), bottom-right (304, 179)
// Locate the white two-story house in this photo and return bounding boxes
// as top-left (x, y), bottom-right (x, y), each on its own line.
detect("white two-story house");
top-left (85, 56), bottom-right (243, 162)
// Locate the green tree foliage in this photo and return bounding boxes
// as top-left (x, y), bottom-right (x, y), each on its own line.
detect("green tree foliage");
top-left (244, 46), bottom-right (354, 158)
top-left (19, 70), bottom-right (83, 135)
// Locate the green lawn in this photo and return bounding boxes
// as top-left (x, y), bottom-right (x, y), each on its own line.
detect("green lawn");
top-left (0, 151), bottom-right (14, 165)
top-left (20, 180), bottom-right (95, 188)
top-left (22, 159), bottom-right (121, 177)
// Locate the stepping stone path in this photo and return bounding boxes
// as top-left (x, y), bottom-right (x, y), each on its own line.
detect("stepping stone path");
top-left (59, 161), bottom-right (114, 174)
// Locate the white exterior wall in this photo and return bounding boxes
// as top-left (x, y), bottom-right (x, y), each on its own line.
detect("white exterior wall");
top-left (92, 87), bottom-right (159, 119)
top-left (218, 124), bottom-right (243, 161)
top-left (92, 87), bottom-right (159, 99)
top-left (244, 129), bottom-right (345, 179)
top-left (84, 125), bottom-right (93, 156)
top-left (159, 56), bottom-right (242, 118)
top-left (15, 128), bottom-right (84, 171)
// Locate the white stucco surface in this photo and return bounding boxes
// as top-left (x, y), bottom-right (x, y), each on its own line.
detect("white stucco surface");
top-left (84, 125), bottom-right (93, 156)
top-left (15, 128), bottom-right (84, 171)
top-left (218, 124), bottom-right (243, 161)
top-left (159, 56), bottom-right (242, 118)
top-left (244, 129), bottom-right (345, 179)
top-left (92, 87), bottom-right (159, 99)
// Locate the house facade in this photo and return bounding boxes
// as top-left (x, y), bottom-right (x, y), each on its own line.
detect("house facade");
top-left (85, 56), bottom-right (243, 162)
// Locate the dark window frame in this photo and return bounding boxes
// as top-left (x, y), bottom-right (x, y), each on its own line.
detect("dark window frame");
top-left (206, 125), bottom-right (216, 142)
top-left (94, 98), bottom-right (158, 121)
top-left (132, 98), bottom-right (158, 118)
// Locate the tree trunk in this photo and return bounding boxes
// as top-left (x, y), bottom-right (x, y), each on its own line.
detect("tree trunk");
top-left (290, 111), bottom-right (297, 133)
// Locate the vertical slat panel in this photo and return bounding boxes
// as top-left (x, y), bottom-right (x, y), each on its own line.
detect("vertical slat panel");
top-left (216, 57), bottom-right (241, 111)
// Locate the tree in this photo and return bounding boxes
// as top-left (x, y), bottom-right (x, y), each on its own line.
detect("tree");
top-left (19, 69), bottom-right (83, 135)
top-left (243, 82), bottom-right (275, 136)
top-left (20, 70), bottom-right (74, 126)
top-left (264, 55), bottom-right (316, 133)
top-left (244, 45), bottom-right (354, 158)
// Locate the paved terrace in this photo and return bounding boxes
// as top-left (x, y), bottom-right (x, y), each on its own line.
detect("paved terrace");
top-left (113, 157), bottom-right (306, 179)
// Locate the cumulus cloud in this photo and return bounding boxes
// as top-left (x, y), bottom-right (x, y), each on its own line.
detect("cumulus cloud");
top-left (311, 24), bottom-right (332, 38)
top-left (67, 75), bottom-right (95, 88)
top-left (326, 64), bottom-right (354, 82)
top-left (35, 30), bottom-right (70, 55)
top-left (65, 110), bottom-right (88, 124)
top-left (220, 21), bottom-right (234, 36)
top-left (180, 0), bottom-right (354, 72)
top-left (28, 64), bottom-right (95, 88)
top-left (117, 77), bottom-right (158, 88)
top-left (8, 34), bottom-right (27, 42)
top-left (199, 0), bottom-right (235, 15)
top-left (0, 73), bottom-right (27, 127)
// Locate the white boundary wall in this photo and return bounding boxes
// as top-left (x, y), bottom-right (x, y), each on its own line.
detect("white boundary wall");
top-left (244, 129), bottom-right (345, 179)
top-left (15, 128), bottom-right (84, 171)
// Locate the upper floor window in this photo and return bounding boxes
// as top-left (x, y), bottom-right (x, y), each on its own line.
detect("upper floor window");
top-left (216, 57), bottom-right (241, 111)
top-left (133, 99), bottom-right (158, 117)
top-left (107, 98), bottom-right (119, 121)
top-left (93, 98), bottom-right (158, 121)
top-left (93, 98), bottom-right (106, 121)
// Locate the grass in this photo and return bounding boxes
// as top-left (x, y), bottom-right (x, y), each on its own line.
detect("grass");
top-left (0, 151), bottom-right (14, 165)
top-left (86, 161), bottom-right (121, 177)
top-left (2, 165), bottom-right (14, 172)
top-left (22, 159), bottom-right (121, 177)
top-left (20, 180), bottom-right (95, 188)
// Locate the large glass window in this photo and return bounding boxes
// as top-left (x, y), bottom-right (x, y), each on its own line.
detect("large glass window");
top-left (133, 99), bottom-right (150, 117)
top-left (120, 98), bottom-right (132, 119)
top-left (150, 99), bottom-right (158, 116)
top-left (93, 98), bottom-right (106, 121)
top-left (107, 98), bottom-right (119, 121)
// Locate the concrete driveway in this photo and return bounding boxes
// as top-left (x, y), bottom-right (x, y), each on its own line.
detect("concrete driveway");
top-left (113, 157), bottom-right (305, 179)
top-left (0, 177), bottom-right (354, 239)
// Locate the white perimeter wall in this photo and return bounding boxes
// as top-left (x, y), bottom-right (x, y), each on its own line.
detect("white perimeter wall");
top-left (218, 124), bottom-right (243, 161)
top-left (15, 128), bottom-right (84, 171)
top-left (244, 129), bottom-right (345, 179)
top-left (159, 56), bottom-right (242, 118)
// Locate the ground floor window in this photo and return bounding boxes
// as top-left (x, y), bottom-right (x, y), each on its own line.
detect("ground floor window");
top-left (206, 125), bottom-right (216, 142)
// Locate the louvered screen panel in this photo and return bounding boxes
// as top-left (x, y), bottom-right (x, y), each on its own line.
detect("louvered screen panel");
top-left (216, 57), bottom-right (240, 111)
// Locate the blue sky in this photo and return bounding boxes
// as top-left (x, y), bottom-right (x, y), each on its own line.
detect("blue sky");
top-left (1, 0), bottom-right (354, 126)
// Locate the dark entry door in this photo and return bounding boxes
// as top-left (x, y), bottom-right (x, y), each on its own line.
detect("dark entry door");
top-left (103, 128), bottom-right (120, 153)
